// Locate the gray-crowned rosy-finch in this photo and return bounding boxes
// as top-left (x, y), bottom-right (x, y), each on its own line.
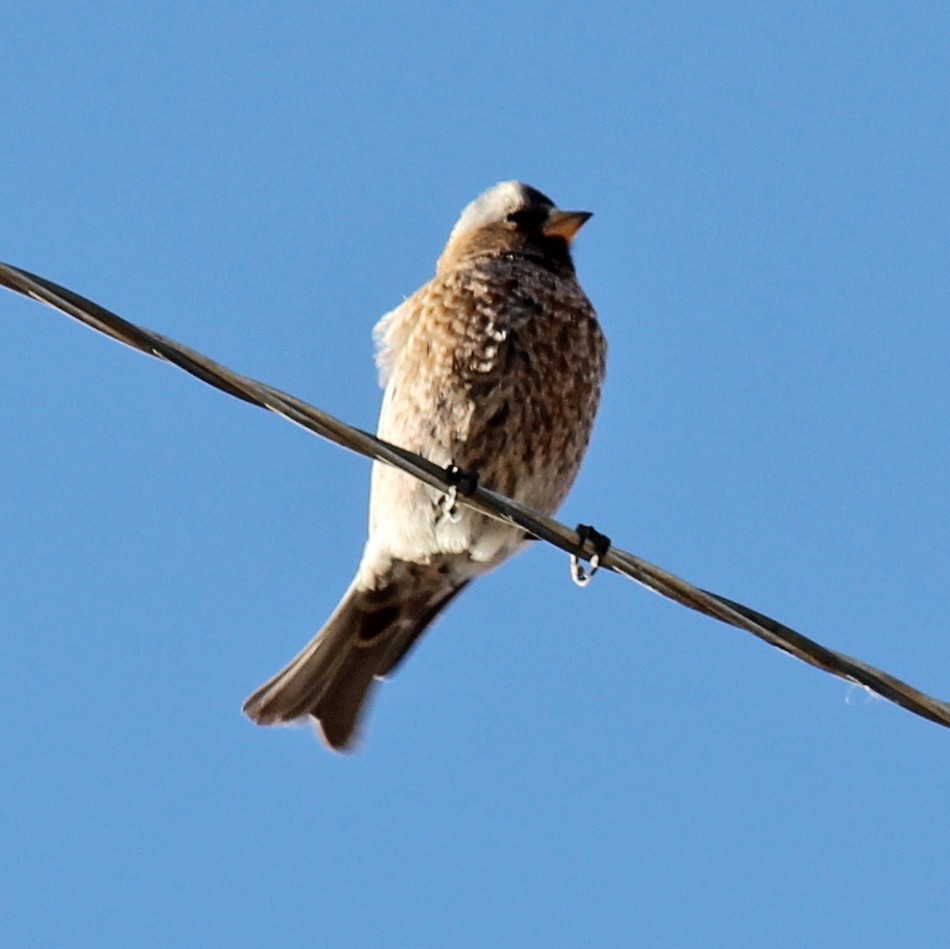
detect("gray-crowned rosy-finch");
top-left (243, 181), bottom-right (607, 749)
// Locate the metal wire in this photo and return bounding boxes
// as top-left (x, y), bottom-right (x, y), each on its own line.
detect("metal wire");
top-left (3, 258), bottom-right (949, 729)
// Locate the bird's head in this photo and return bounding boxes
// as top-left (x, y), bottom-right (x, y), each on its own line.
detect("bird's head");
top-left (437, 181), bottom-right (592, 274)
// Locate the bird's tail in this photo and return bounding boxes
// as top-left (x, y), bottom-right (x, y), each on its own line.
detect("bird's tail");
top-left (242, 571), bottom-right (468, 750)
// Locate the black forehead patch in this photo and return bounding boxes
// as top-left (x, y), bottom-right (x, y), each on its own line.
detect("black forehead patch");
top-left (519, 185), bottom-right (555, 209)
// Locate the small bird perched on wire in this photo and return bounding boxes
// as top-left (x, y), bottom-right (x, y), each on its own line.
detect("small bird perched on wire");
top-left (243, 181), bottom-right (607, 749)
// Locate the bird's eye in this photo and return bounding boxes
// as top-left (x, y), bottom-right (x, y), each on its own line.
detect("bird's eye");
top-left (505, 208), bottom-right (543, 228)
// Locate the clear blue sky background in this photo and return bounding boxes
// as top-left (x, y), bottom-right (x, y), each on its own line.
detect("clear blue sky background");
top-left (1, 4), bottom-right (948, 946)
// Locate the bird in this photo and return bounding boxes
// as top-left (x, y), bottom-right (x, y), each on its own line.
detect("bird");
top-left (242, 181), bottom-right (607, 750)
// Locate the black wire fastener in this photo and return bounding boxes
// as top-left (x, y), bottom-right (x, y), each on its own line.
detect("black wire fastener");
top-left (441, 464), bottom-right (480, 524)
top-left (571, 523), bottom-right (611, 587)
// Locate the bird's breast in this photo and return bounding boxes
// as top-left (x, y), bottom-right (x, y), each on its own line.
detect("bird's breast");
top-left (369, 255), bottom-right (605, 561)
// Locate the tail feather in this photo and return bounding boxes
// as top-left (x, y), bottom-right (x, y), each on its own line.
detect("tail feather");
top-left (376, 582), bottom-right (470, 677)
top-left (243, 575), bottom-right (467, 750)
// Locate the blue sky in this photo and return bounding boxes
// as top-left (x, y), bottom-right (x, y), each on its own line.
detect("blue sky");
top-left (2, 3), bottom-right (948, 946)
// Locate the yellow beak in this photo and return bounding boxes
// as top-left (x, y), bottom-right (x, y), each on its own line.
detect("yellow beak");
top-left (542, 209), bottom-right (593, 242)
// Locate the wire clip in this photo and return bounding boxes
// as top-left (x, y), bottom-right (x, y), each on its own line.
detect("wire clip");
top-left (570, 523), bottom-right (611, 587)
top-left (441, 464), bottom-right (479, 524)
